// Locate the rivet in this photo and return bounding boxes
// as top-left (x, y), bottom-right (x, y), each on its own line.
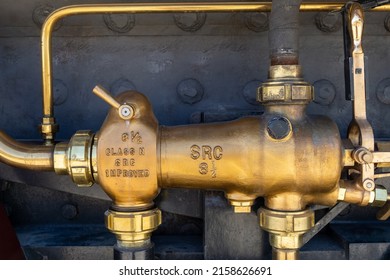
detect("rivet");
top-left (385, 14), bottom-right (390, 32)
top-left (53, 79), bottom-right (68, 106)
top-left (173, 13), bottom-right (206, 32)
top-left (313, 79), bottom-right (336, 106)
top-left (61, 204), bottom-right (78, 220)
top-left (315, 12), bottom-right (342, 33)
top-left (103, 14), bottom-right (135, 33)
top-left (242, 80), bottom-right (262, 105)
top-left (110, 78), bottom-right (137, 96)
top-left (32, 4), bottom-right (62, 30)
top-left (245, 12), bottom-right (269, 32)
top-left (177, 78), bottom-right (204, 104)
top-left (376, 78), bottom-right (390, 105)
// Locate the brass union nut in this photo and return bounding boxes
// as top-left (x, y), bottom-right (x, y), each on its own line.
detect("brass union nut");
top-left (53, 130), bottom-right (95, 187)
top-left (257, 82), bottom-right (313, 104)
top-left (105, 208), bottom-right (162, 242)
top-left (259, 208), bottom-right (314, 234)
top-left (258, 208), bottom-right (314, 250)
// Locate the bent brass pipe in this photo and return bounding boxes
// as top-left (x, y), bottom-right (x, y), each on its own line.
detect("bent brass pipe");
top-left (0, 131), bottom-right (54, 171)
top-left (40, 2), bottom-right (390, 141)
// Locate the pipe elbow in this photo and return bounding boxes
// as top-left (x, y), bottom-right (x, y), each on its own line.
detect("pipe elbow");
top-left (0, 130), bottom-right (54, 171)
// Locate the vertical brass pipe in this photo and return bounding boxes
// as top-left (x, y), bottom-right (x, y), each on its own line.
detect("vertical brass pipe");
top-left (273, 248), bottom-right (299, 260)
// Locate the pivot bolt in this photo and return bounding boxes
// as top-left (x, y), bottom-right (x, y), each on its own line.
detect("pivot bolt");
top-left (352, 147), bottom-right (373, 164)
top-left (363, 179), bottom-right (375, 191)
top-left (119, 105), bottom-right (134, 120)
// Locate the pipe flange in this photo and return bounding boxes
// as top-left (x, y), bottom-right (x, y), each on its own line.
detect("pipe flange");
top-left (105, 208), bottom-right (162, 243)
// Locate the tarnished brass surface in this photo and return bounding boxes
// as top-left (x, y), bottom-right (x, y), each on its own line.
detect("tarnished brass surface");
top-left (54, 130), bottom-right (95, 187)
top-left (39, 2), bottom-right (390, 141)
top-left (257, 65), bottom-right (313, 104)
top-left (95, 91), bottom-right (159, 210)
top-left (259, 208), bottom-right (314, 260)
top-left (105, 208), bottom-right (162, 245)
top-left (0, 130), bottom-right (54, 171)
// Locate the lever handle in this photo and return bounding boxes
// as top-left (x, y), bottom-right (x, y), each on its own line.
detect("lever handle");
top-left (93, 85), bottom-right (121, 109)
top-left (92, 85), bottom-right (134, 120)
top-left (349, 3), bottom-right (364, 54)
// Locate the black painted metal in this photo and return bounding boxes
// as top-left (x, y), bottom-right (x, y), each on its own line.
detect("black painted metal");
top-left (114, 242), bottom-right (154, 260)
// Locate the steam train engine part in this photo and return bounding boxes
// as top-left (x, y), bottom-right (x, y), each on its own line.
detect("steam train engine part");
top-left (1, 1), bottom-right (390, 260)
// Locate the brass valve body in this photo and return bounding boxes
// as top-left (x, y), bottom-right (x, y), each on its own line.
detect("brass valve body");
top-left (94, 91), bottom-right (159, 210)
top-left (54, 90), bottom-right (343, 212)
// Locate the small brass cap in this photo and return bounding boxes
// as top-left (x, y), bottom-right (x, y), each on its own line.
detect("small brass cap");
top-left (105, 208), bottom-right (162, 244)
top-left (229, 200), bottom-right (254, 213)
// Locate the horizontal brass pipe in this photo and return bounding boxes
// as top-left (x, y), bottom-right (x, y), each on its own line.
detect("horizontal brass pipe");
top-left (40, 2), bottom-right (390, 140)
top-left (0, 131), bottom-right (54, 171)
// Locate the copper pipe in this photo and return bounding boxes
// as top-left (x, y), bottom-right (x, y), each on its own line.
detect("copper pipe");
top-left (0, 131), bottom-right (54, 171)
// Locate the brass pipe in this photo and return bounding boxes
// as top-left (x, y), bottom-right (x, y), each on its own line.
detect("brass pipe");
top-left (41, 2), bottom-right (271, 119)
top-left (273, 248), bottom-right (298, 260)
top-left (0, 131), bottom-right (54, 171)
top-left (40, 2), bottom-right (390, 141)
